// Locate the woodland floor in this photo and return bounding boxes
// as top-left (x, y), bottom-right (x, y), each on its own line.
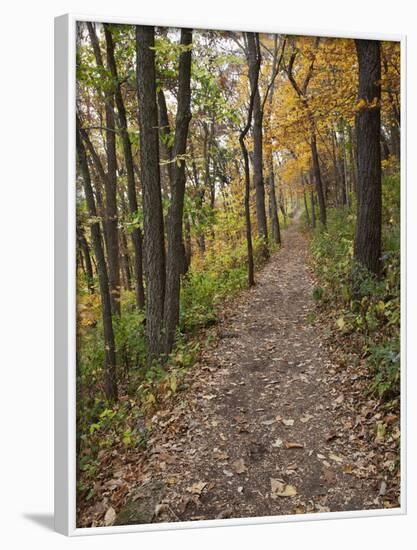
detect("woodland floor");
top-left (80, 221), bottom-right (401, 528)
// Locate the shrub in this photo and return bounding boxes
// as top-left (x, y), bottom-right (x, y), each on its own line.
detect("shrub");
top-left (310, 194), bottom-right (400, 403)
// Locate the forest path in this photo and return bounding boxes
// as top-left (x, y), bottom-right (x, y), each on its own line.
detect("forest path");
top-left (121, 222), bottom-right (385, 525)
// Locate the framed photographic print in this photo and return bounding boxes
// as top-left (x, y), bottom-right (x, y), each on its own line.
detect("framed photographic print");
top-left (54, 13), bottom-right (406, 536)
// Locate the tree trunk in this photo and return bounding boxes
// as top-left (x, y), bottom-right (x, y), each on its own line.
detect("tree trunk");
top-left (190, 147), bottom-right (206, 255)
top-left (77, 128), bottom-right (117, 402)
top-left (268, 162), bottom-right (281, 245)
top-left (163, 28), bottom-right (193, 355)
top-left (157, 88), bottom-right (174, 194)
top-left (389, 119), bottom-right (401, 160)
top-left (341, 125), bottom-right (350, 207)
top-left (87, 22), bottom-right (121, 316)
top-left (354, 39), bottom-right (382, 276)
top-left (157, 85), bottom-right (189, 278)
top-left (382, 51), bottom-right (401, 160)
top-left (77, 224), bottom-right (95, 294)
top-left (104, 24), bottom-right (145, 310)
top-left (119, 228), bottom-right (133, 292)
top-left (265, 37), bottom-right (281, 246)
top-left (331, 129), bottom-right (346, 206)
top-left (302, 176), bottom-right (311, 226)
top-left (381, 130), bottom-right (391, 161)
top-left (184, 215), bottom-right (192, 272)
top-left (239, 33), bottom-right (262, 287)
top-left (279, 187), bottom-right (287, 221)
top-left (241, 143), bottom-right (255, 287)
top-left (136, 25), bottom-right (166, 362)
top-left (310, 133), bottom-right (327, 227)
top-left (348, 124), bottom-right (358, 195)
top-left (246, 32), bottom-right (268, 252)
top-left (310, 190), bottom-right (316, 228)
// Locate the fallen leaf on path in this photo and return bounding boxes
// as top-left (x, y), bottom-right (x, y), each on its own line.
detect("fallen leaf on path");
top-left (285, 463), bottom-right (298, 475)
top-left (322, 468), bottom-right (336, 483)
top-left (379, 480), bottom-right (387, 496)
top-left (294, 504), bottom-right (306, 514)
top-left (342, 464), bottom-right (354, 474)
top-left (166, 475), bottom-right (179, 485)
top-left (385, 414), bottom-right (398, 425)
top-left (104, 507), bottom-right (116, 526)
top-left (284, 441), bottom-right (304, 449)
top-left (375, 423), bottom-right (386, 444)
top-left (213, 450), bottom-right (229, 460)
top-left (237, 425), bottom-right (250, 433)
top-left (329, 453), bottom-right (344, 464)
top-left (233, 458), bottom-right (248, 474)
top-left (154, 503), bottom-right (166, 518)
top-left (270, 478), bottom-right (284, 495)
top-left (336, 317), bottom-right (345, 330)
top-left (186, 481), bottom-right (207, 495)
top-left (270, 479), bottom-right (297, 498)
top-left (282, 418), bottom-right (294, 426)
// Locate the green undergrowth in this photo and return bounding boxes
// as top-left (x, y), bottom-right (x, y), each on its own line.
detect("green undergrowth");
top-left (309, 170), bottom-right (400, 404)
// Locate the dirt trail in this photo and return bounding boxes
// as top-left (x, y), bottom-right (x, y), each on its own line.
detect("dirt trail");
top-left (117, 222), bottom-right (395, 524)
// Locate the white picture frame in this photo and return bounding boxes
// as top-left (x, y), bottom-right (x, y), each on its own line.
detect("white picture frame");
top-left (54, 13), bottom-right (407, 536)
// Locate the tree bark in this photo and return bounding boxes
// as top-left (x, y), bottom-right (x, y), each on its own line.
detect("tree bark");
top-left (119, 227), bottom-right (133, 292)
top-left (302, 175), bottom-right (311, 226)
top-left (157, 87), bottom-right (174, 193)
top-left (382, 51), bottom-right (400, 160)
top-left (184, 215), bottom-right (192, 270)
top-left (310, 133), bottom-right (327, 227)
top-left (246, 33), bottom-right (268, 252)
top-left (331, 129), bottom-right (346, 206)
top-left (104, 24), bottom-right (145, 310)
top-left (268, 162), bottom-right (281, 245)
top-left (87, 23), bottom-right (121, 315)
top-left (341, 124), bottom-right (350, 207)
top-left (310, 190), bottom-right (316, 228)
top-left (163, 28), bottom-right (193, 354)
top-left (265, 37), bottom-right (281, 246)
top-left (136, 25), bottom-right (166, 362)
top-left (239, 33), bottom-right (262, 287)
top-left (347, 124), bottom-right (358, 195)
top-left (157, 84), bottom-right (188, 276)
top-left (77, 224), bottom-right (95, 294)
top-left (354, 39), bottom-right (382, 276)
top-left (77, 128), bottom-right (117, 402)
